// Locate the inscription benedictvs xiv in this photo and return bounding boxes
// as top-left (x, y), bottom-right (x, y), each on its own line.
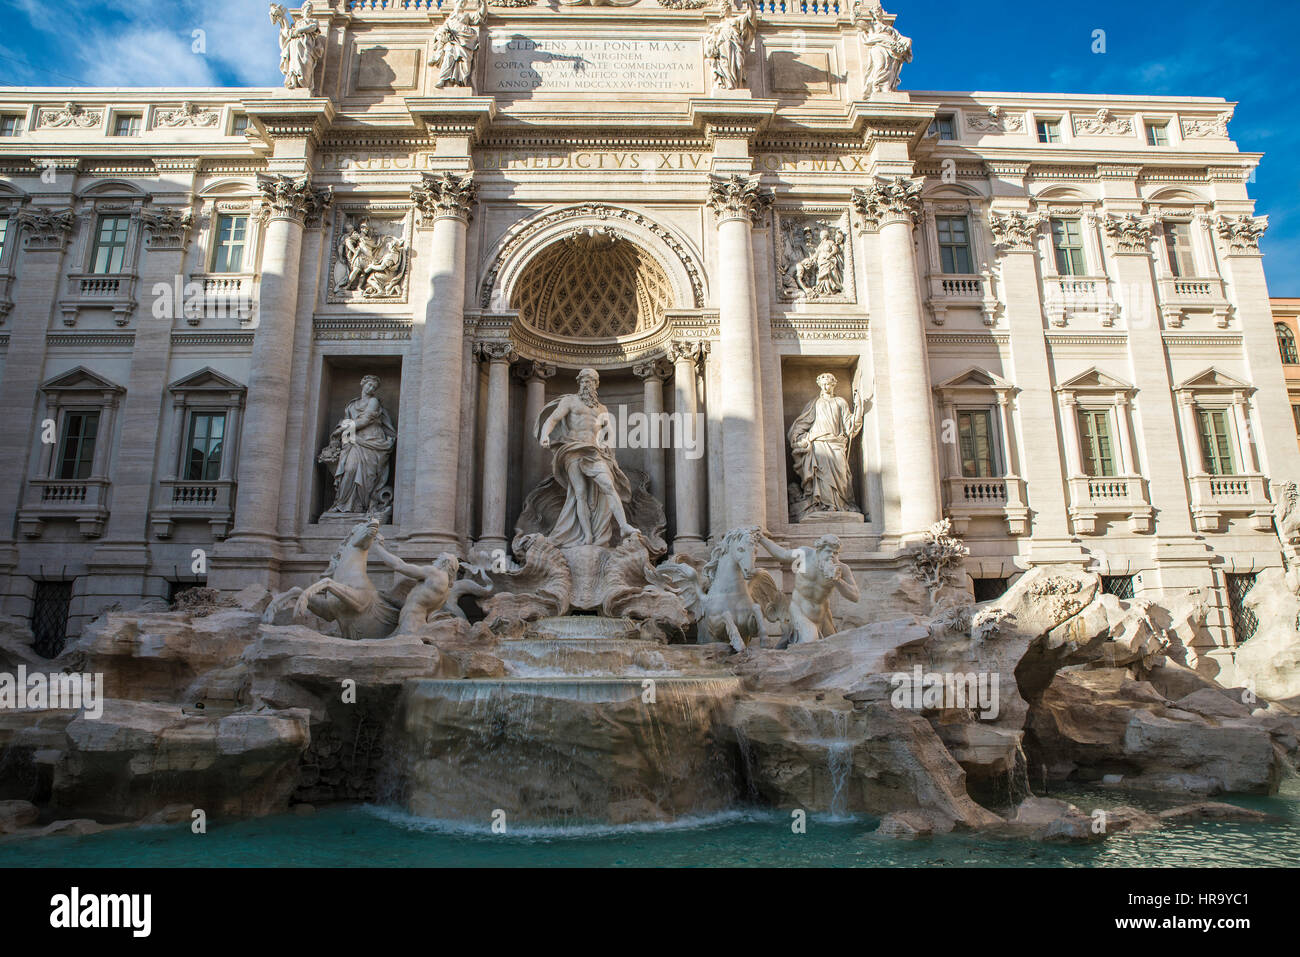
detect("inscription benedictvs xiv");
top-left (485, 36), bottom-right (704, 93)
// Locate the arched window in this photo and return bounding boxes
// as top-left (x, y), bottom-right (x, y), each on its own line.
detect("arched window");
top-left (1277, 323), bottom-right (1298, 364)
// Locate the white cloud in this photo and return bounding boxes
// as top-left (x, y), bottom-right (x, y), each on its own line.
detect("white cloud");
top-left (19, 0), bottom-right (283, 88)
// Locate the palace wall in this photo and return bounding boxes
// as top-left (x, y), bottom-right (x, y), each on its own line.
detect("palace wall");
top-left (0, 3), bottom-right (1294, 670)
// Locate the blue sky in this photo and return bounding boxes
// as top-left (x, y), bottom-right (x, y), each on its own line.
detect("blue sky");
top-left (2, 0), bottom-right (1297, 292)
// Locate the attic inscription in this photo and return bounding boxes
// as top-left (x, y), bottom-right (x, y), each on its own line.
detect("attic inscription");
top-left (485, 36), bottom-right (704, 93)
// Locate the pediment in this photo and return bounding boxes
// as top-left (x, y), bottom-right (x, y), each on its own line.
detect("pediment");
top-left (1057, 367), bottom-right (1133, 392)
top-left (168, 366), bottom-right (246, 394)
top-left (1174, 367), bottom-right (1252, 392)
top-left (934, 366), bottom-right (1014, 393)
top-left (40, 366), bottom-right (124, 394)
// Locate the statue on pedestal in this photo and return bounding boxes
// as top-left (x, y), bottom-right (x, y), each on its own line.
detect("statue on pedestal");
top-left (535, 368), bottom-right (639, 547)
top-left (270, 2), bottom-right (325, 93)
top-left (788, 373), bottom-right (867, 521)
top-left (430, 0), bottom-right (485, 89)
top-left (704, 0), bottom-right (756, 92)
top-left (853, 1), bottom-right (912, 95)
top-left (318, 375), bottom-right (396, 521)
top-left (757, 532), bottom-right (860, 645)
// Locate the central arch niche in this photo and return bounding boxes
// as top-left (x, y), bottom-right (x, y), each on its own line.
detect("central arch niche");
top-left (512, 232), bottom-right (674, 340)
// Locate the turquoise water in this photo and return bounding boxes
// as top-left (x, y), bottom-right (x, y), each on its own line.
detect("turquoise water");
top-left (3, 782), bottom-right (1299, 867)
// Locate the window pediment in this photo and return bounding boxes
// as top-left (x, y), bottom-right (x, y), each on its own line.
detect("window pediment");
top-left (1057, 367), bottom-right (1133, 393)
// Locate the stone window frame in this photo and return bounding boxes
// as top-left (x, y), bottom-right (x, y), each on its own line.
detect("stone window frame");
top-left (919, 190), bottom-right (1000, 326)
top-left (932, 367), bottom-right (1029, 536)
top-left (1028, 112), bottom-right (1067, 145)
top-left (0, 184), bottom-right (26, 320)
top-left (1148, 203), bottom-right (1218, 281)
top-left (18, 367), bottom-right (126, 539)
top-left (1173, 369), bottom-right (1259, 478)
top-left (150, 367), bottom-right (246, 540)
top-left (188, 182), bottom-right (265, 326)
top-left (60, 181), bottom-right (150, 326)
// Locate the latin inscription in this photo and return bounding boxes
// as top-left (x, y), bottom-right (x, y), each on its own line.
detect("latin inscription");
top-left (484, 36), bottom-right (703, 93)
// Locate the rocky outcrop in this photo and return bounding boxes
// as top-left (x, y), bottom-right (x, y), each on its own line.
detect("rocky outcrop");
top-left (1025, 668), bottom-right (1292, 794)
top-left (1233, 568), bottom-right (1300, 706)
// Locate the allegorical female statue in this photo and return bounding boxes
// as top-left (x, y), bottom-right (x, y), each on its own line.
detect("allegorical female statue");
top-left (319, 375), bottom-right (397, 517)
top-left (854, 1), bottom-right (912, 95)
top-left (704, 0), bottom-right (756, 92)
top-left (269, 2), bottom-right (325, 92)
top-left (430, 0), bottom-right (485, 89)
top-left (788, 373), bottom-right (867, 520)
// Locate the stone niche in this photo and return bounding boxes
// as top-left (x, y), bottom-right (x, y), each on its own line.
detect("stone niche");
top-left (311, 356), bottom-right (403, 524)
top-left (779, 355), bottom-right (869, 524)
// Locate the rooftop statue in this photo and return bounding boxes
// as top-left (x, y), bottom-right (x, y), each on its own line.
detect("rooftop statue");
top-left (704, 0), bottom-right (756, 92)
top-left (270, 2), bottom-right (325, 93)
top-left (853, 0), bottom-right (912, 95)
top-left (430, 0), bottom-right (485, 89)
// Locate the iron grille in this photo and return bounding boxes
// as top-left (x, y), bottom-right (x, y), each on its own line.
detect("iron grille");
top-left (973, 577), bottom-right (1010, 602)
top-left (30, 580), bottom-right (73, 659)
top-left (1225, 573), bottom-right (1258, 644)
top-left (1102, 575), bottom-right (1135, 599)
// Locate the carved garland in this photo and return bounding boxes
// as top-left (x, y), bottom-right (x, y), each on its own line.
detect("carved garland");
top-left (478, 203), bottom-right (706, 310)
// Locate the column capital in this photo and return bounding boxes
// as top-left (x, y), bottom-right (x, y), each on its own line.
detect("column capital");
top-left (412, 170), bottom-right (478, 226)
top-left (15, 207), bottom-right (75, 251)
top-left (669, 338), bottom-right (710, 366)
top-left (475, 340), bottom-right (517, 364)
top-left (256, 173), bottom-right (332, 226)
top-left (1094, 211), bottom-right (1156, 256)
top-left (851, 176), bottom-right (922, 230)
top-left (1210, 213), bottom-right (1268, 255)
top-left (633, 356), bottom-right (673, 381)
top-left (987, 209), bottom-right (1043, 253)
top-left (140, 205), bottom-right (196, 251)
top-left (514, 359), bottom-right (556, 383)
top-left (707, 173), bottom-right (772, 226)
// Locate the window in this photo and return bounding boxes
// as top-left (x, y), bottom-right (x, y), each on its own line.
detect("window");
top-left (30, 580), bottom-right (73, 659)
top-left (211, 214), bottom-right (248, 273)
top-left (185, 412), bottom-right (226, 481)
top-left (1102, 575), bottom-right (1135, 599)
top-left (972, 578), bottom-right (1009, 602)
top-left (0, 215), bottom-right (8, 260)
top-left (0, 114), bottom-right (24, 137)
top-left (1145, 122), bottom-right (1169, 146)
top-left (1078, 409), bottom-right (1116, 477)
top-left (1197, 409), bottom-right (1236, 476)
top-left (936, 215), bottom-right (974, 274)
top-left (90, 214), bottom-right (130, 274)
top-left (1036, 119), bottom-right (1061, 143)
top-left (1225, 572), bottom-right (1258, 644)
top-left (231, 114), bottom-right (250, 136)
top-left (930, 114), bottom-right (956, 140)
top-left (1164, 222), bottom-right (1197, 278)
top-left (55, 411), bottom-right (100, 480)
top-left (1277, 323), bottom-right (1298, 364)
top-left (112, 114), bottom-right (142, 137)
top-left (1293, 404), bottom-right (1300, 436)
top-left (957, 409), bottom-right (997, 477)
top-left (1051, 218), bottom-right (1087, 276)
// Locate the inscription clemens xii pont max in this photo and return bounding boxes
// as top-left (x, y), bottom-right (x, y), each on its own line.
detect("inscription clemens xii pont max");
top-left (486, 37), bottom-right (703, 93)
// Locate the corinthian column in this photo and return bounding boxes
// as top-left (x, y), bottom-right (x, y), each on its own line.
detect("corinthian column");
top-left (670, 340), bottom-right (708, 550)
top-left (409, 171), bottom-right (477, 549)
top-left (477, 342), bottom-right (517, 552)
top-left (852, 177), bottom-right (941, 538)
top-left (229, 174), bottom-right (331, 545)
top-left (708, 173), bottom-right (771, 530)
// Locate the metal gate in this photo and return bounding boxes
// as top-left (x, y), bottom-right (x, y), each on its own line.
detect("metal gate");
top-left (1225, 573), bottom-right (1258, 645)
top-left (1102, 575), bottom-right (1135, 599)
top-left (31, 580), bottom-right (73, 659)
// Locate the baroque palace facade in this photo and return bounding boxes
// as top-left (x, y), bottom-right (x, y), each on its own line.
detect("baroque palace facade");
top-left (0, 1), bottom-right (1294, 672)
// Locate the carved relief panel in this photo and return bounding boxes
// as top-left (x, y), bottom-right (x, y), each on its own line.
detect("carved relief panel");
top-left (328, 206), bottom-right (413, 304)
top-left (773, 207), bottom-right (855, 304)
